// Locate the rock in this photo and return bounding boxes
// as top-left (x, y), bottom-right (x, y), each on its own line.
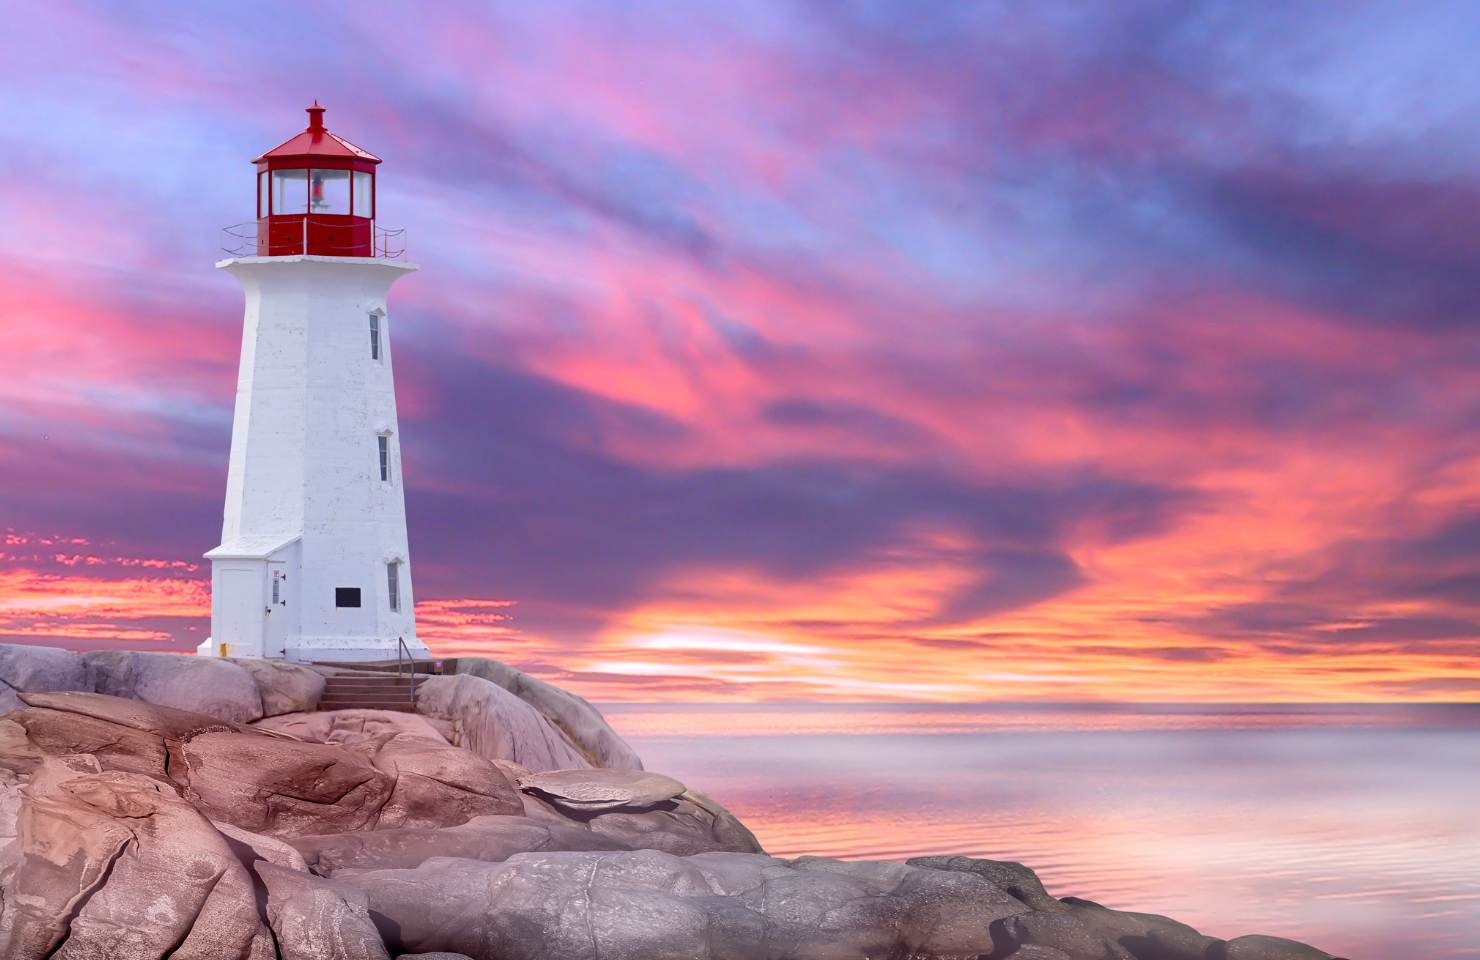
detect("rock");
top-left (451, 658), bottom-right (643, 770)
top-left (215, 820), bottom-right (313, 872)
top-left (179, 731), bottom-right (395, 838)
top-left (520, 785), bottom-right (764, 856)
top-left (232, 658), bottom-right (326, 716)
top-left (18, 690), bottom-right (248, 740)
top-left (1214, 935), bottom-right (1343, 960)
top-left (908, 854), bottom-right (1067, 912)
top-left (338, 848), bottom-right (1027, 959)
top-left (1061, 897), bottom-right (1223, 960)
top-left (414, 674), bottom-right (594, 772)
top-left (363, 733), bottom-right (524, 829)
top-left (516, 768), bottom-right (686, 810)
top-left (256, 708), bottom-right (451, 746)
top-left (0, 707), bottom-right (170, 778)
top-left (0, 643), bottom-right (89, 714)
top-left (84, 650), bottom-right (264, 723)
top-left (1005, 948), bottom-right (1077, 959)
top-left (289, 814), bottom-right (629, 875)
top-left (0, 758), bottom-right (268, 959)
top-left (396, 955), bottom-right (475, 960)
top-left (994, 911), bottom-right (1135, 959)
top-left (258, 861), bottom-right (391, 960)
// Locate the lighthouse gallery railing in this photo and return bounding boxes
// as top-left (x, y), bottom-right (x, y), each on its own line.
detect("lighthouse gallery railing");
top-left (220, 218), bottom-right (407, 259)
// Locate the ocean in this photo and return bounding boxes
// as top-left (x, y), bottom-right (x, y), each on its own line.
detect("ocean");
top-left (603, 702), bottom-right (1480, 960)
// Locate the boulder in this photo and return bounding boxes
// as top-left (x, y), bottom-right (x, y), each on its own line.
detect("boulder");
top-left (362, 734), bottom-right (524, 829)
top-left (178, 731), bottom-right (394, 838)
top-left (84, 650), bottom-right (264, 723)
top-left (517, 768), bottom-right (686, 811)
top-left (0, 643), bottom-right (89, 714)
top-left (397, 955), bottom-right (475, 960)
top-left (451, 658), bottom-right (643, 769)
top-left (1214, 935), bottom-right (1344, 960)
top-left (215, 820), bottom-right (313, 872)
top-left (1060, 897), bottom-right (1223, 960)
top-left (258, 861), bottom-right (391, 960)
top-left (993, 911), bottom-right (1135, 960)
top-left (0, 707), bottom-right (171, 778)
top-left (908, 854), bottom-right (1066, 912)
top-left (0, 758), bottom-right (268, 959)
top-left (339, 848), bottom-right (1028, 960)
top-left (232, 658), bottom-right (326, 716)
top-left (290, 814), bottom-right (629, 875)
top-left (414, 674), bottom-right (593, 772)
top-left (521, 785), bottom-right (764, 856)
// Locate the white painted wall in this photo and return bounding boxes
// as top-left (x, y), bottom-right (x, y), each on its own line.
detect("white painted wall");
top-left (203, 255), bottom-right (427, 662)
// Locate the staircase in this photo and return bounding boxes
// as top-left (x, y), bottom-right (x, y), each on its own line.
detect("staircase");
top-left (316, 671), bottom-right (419, 713)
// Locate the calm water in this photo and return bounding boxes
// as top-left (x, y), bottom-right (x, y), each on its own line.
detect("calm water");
top-left (603, 703), bottom-right (1480, 960)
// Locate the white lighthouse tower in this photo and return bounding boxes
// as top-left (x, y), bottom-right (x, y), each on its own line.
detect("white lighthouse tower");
top-left (200, 104), bottom-right (428, 663)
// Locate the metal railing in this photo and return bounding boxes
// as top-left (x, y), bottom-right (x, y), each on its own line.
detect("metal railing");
top-left (396, 636), bottom-right (417, 704)
top-left (220, 218), bottom-right (407, 259)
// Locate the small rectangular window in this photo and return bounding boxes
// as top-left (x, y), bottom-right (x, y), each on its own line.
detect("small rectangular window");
top-left (370, 313), bottom-right (381, 360)
top-left (378, 435), bottom-right (390, 482)
top-left (271, 573), bottom-right (281, 605)
top-left (335, 587), bottom-right (361, 608)
top-left (387, 562), bottom-right (400, 612)
top-left (258, 171), bottom-right (268, 218)
top-left (353, 171), bottom-right (373, 218)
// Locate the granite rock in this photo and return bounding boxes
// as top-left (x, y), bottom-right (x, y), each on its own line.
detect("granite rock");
top-left (85, 650), bottom-right (264, 723)
top-left (233, 658), bottom-right (326, 717)
top-left (414, 673), bottom-right (594, 772)
top-left (0, 643), bottom-right (89, 714)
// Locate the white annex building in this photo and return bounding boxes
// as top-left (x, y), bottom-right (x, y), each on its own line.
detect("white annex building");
top-left (199, 104), bottom-right (428, 663)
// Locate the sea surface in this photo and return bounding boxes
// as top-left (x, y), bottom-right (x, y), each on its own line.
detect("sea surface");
top-left (602, 702), bottom-right (1480, 960)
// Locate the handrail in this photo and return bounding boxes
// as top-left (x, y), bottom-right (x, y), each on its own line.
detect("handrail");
top-left (397, 636), bottom-right (417, 704)
top-left (219, 219), bottom-right (407, 259)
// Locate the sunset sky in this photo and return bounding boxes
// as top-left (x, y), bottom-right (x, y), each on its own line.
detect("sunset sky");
top-left (2, 2), bottom-right (1478, 702)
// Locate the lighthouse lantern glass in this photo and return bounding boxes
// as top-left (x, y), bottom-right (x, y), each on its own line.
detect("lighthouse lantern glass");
top-left (271, 169), bottom-right (309, 215)
top-left (310, 169), bottom-right (350, 215)
top-left (353, 171), bottom-right (373, 218)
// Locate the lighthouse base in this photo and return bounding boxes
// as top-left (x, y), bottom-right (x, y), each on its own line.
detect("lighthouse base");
top-left (197, 636), bottom-right (431, 663)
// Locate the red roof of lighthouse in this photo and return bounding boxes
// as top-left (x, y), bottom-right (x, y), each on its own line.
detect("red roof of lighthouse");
top-left (252, 102), bottom-right (380, 165)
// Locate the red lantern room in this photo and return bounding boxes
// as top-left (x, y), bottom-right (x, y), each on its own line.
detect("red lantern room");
top-left (251, 102), bottom-right (381, 257)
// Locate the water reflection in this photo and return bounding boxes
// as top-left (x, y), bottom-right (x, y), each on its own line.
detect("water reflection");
top-left (606, 703), bottom-right (1480, 960)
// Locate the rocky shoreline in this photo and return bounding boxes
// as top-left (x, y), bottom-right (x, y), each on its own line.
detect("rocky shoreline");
top-left (0, 643), bottom-right (1345, 960)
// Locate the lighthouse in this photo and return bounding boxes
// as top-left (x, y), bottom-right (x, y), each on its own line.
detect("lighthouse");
top-left (199, 104), bottom-right (428, 663)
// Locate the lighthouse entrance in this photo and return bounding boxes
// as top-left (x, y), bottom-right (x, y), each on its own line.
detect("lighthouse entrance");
top-left (266, 561), bottom-right (290, 658)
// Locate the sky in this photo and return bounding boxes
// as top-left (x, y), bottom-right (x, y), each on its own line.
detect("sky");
top-left (1, 1), bottom-right (1478, 702)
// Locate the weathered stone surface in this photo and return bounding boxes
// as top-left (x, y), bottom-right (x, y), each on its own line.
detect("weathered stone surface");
top-left (259, 861), bottom-right (391, 960)
top-left (342, 849), bottom-right (1027, 960)
top-left (517, 768), bottom-right (685, 810)
top-left (0, 643), bottom-right (89, 714)
top-left (290, 814), bottom-right (628, 875)
top-left (1214, 935), bottom-right (1343, 960)
top-left (414, 674), bottom-right (593, 772)
top-left (396, 954), bottom-right (475, 960)
top-left (85, 650), bottom-right (264, 723)
top-left (256, 708), bottom-right (452, 746)
top-left (179, 731), bottom-right (394, 838)
top-left (19, 690), bottom-right (248, 740)
top-left (215, 819), bottom-right (313, 872)
top-left (451, 658), bottom-right (644, 770)
top-left (0, 758), bottom-right (268, 959)
top-left (1061, 897), bottom-right (1223, 960)
top-left (908, 853), bottom-right (1067, 912)
top-left (233, 658), bottom-right (326, 717)
top-left (364, 734), bottom-right (524, 829)
top-left (0, 707), bottom-right (171, 778)
top-left (995, 911), bottom-right (1135, 960)
top-left (521, 785), bottom-right (764, 856)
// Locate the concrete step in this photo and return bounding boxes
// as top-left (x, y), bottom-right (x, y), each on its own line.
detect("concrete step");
top-left (319, 693), bottom-right (417, 704)
top-left (323, 679), bottom-right (415, 689)
top-left (316, 702), bottom-right (417, 713)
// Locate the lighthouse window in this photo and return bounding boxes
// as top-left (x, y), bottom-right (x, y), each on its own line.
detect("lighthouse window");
top-left (369, 313), bottom-right (381, 360)
top-left (378, 435), bottom-right (391, 482)
top-left (353, 171), bottom-right (373, 218)
top-left (258, 171), bottom-right (268, 218)
top-left (335, 587), bottom-right (361, 608)
top-left (271, 168), bottom-right (309, 215)
top-left (309, 168), bottom-right (350, 215)
top-left (387, 562), bottom-right (400, 612)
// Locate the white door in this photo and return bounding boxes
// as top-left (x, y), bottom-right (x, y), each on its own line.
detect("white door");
top-left (221, 568), bottom-right (265, 657)
top-left (265, 561), bottom-right (289, 658)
